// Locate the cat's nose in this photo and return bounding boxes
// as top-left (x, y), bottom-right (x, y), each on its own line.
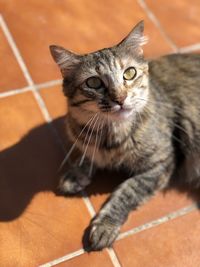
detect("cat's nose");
top-left (115, 99), bottom-right (125, 106)
top-left (112, 94), bottom-right (127, 106)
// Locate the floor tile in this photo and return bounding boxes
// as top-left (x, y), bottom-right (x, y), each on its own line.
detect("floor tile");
top-left (146, 0), bottom-right (200, 47)
top-left (40, 85), bottom-right (67, 119)
top-left (87, 171), bottom-right (193, 232)
top-left (55, 251), bottom-right (114, 267)
top-left (0, 91), bottom-right (44, 149)
top-left (40, 85), bottom-right (68, 145)
top-left (114, 210), bottom-right (200, 267)
top-left (0, 0), bottom-right (172, 84)
top-left (0, 28), bottom-right (27, 92)
top-left (0, 92), bottom-right (91, 267)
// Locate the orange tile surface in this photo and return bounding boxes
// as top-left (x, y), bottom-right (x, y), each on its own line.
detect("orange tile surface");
top-left (0, 28), bottom-right (27, 92)
top-left (114, 210), bottom-right (200, 267)
top-left (0, 93), bottom-right (91, 266)
top-left (146, 0), bottom-right (200, 47)
top-left (1, 1), bottom-right (200, 267)
top-left (0, 0), bottom-right (172, 84)
top-left (40, 85), bottom-right (67, 119)
top-left (40, 85), bottom-right (68, 145)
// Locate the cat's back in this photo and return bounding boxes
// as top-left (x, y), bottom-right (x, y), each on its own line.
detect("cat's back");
top-left (149, 53), bottom-right (200, 155)
top-left (149, 53), bottom-right (200, 92)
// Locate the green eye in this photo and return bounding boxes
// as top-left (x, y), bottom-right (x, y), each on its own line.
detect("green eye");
top-left (123, 67), bottom-right (136, 80)
top-left (86, 77), bottom-right (103, 89)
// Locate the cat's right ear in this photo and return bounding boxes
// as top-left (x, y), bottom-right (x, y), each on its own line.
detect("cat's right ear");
top-left (117, 21), bottom-right (148, 53)
top-left (49, 45), bottom-right (81, 77)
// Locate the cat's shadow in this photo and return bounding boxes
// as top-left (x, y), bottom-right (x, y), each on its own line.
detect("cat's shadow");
top-left (0, 116), bottom-right (126, 222)
top-left (0, 115), bottom-right (199, 222)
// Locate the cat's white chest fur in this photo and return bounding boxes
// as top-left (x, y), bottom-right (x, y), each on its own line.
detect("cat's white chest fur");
top-left (76, 137), bottom-right (135, 169)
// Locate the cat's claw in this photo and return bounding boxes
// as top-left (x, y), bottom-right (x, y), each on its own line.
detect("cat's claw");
top-left (89, 216), bottom-right (120, 250)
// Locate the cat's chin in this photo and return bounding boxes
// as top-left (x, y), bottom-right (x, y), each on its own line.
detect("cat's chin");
top-left (108, 108), bottom-right (134, 120)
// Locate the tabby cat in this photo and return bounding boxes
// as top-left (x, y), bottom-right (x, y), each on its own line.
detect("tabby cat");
top-left (50, 21), bottom-right (200, 250)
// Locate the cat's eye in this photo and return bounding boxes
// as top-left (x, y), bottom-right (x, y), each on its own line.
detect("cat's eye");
top-left (86, 77), bottom-right (103, 89)
top-left (123, 67), bottom-right (137, 80)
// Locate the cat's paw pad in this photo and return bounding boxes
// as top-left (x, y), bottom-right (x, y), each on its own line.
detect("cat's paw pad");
top-left (59, 170), bottom-right (91, 195)
top-left (89, 217), bottom-right (120, 250)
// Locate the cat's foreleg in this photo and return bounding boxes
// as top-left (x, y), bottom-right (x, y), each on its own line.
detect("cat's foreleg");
top-left (88, 163), bottom-right (173, 250)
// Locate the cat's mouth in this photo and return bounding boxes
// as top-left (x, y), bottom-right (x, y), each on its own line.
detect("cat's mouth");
top-left (111, 106), bottom-right (134, 119)
top-left (100, 105), bottom-right (134, 119)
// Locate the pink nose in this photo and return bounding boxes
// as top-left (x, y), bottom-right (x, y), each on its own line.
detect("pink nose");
top-left (113, 94), bottom-right (127, 106)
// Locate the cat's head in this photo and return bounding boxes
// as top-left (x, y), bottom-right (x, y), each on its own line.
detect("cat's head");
top-left (50, 21), bottom-right (149, 121)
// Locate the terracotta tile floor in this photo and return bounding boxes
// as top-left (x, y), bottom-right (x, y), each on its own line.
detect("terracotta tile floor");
top-left (0, 1), bottom-right (200, 267)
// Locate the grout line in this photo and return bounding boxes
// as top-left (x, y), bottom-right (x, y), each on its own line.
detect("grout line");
top-left (0, 79), bottom-right (62, 99)
top-left (81, 191), bottom-right (96, 217)
top-left (80, 190), bottom-right (122, 267)
top-left (0, 86), bottom-right (31, 98)
top-left (0, 15), bottom-right (65, 150)
top-left (137, 0), bottom-right (178, 52)
top-left (39, 203), bottom-right (198, 266)
top-left (0, 15), bottom-right (49, 120)
top-left (39, 249), bottom-right (85, 267)
top-left (35, 79), bottom-right (62, 90)
top-left (32, 90), bottom-right (52, 122)
top-left (0, 15), bottom-right (62, 128)
top-left (0, 14), bottom-right (67, 159)
top-left (0, 15), bottom-right (34, 86)
top-left (107, 248), bottom-right (122, 267)
top-left (178, 43), bottom-right (200, 53)
top-left (117, 203), bottom-right (198, 241)
top-left (33, 89), bottom-right (66, 150)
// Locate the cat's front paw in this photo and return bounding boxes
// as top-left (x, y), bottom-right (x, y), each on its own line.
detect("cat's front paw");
top-left (59, 169), bottom-right (91, 195)
top-left (88, 215), bottom-right (120, 250)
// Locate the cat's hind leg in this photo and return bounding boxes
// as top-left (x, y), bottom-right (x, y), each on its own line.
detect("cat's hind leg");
top-left (179, 151), bottom-right (200, 188)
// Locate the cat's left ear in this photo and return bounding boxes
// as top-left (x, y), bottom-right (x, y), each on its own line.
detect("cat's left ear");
top-left (49, 45), bottom-right (81, 77)
top-left (117, 20), bottom-right (148, 52)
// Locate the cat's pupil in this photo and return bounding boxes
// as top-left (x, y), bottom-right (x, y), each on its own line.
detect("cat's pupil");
top-left (123, 67), bottom-right (136, 80)
top-left (86, 77), bottom-right (102, 89)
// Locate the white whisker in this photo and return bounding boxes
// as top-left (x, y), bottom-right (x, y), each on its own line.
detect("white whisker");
top-left (81, 114), bottom-right (97, 151)
top-left (89, 117), bottom-right (105, 177)
top-left (80, 114), bottom-right (100, 167)
top-left (89, 119), bottom-right (101, 177)
top-left (79, 115), bottom-right (100, 166)
top-left (136, 97), bottom-right (183, 113)
top-left (58, 113), bottom-right (98, 171)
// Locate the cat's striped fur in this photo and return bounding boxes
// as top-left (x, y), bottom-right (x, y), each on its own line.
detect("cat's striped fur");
top-left (50, 21), bottom-right (200, 250)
